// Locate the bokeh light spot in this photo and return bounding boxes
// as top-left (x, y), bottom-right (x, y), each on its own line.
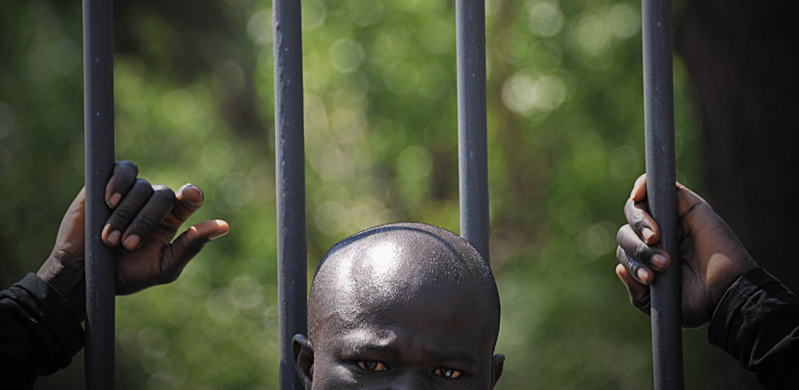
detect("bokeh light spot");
top-left (349, 0), bottom-right (384, 27)
top-left (578, 222), bottom-right (616, 260)
top-left (212, 60), bottom-right (245, 98)
top-left (329, 39), bottom-right (365, 74)
top-left (528, 2), bottom-right (564, 37)
top-left (206, 288), bottom-right (239, 322)
top-left (161, 89), bottom-right (197, 126)
top-left (247, 9), bottom-right (273, 46)
top-left (607, 4), bottom-right (641, 39)
top-left (302, 0), bottom-right (327, 30)
top-left (397, 145), bottom-right (433, 180)
top-left (575, 14), bottom-right (612, 56)
top-left (502, 72), bottom-right (567, 115)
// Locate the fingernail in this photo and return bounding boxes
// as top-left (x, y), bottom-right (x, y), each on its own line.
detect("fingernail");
top-left (107, 193), bottom-right (122, 208)
top-left (183, 184), bottom-right (204, 206)
top-left (637, 268), bottom-right (651, 284)
top-left (642, 228), bottom-right (655, 243)
top-left (651, 254), bottom-right (668, 270)
top-left (209, 230), bottom-right (229, 240)
top-left (123, 235), bottom-right (140, 250)
top-left (108, 231), bottom-right (121, 246)
top-left (630, 189), bottom-right (636, 200)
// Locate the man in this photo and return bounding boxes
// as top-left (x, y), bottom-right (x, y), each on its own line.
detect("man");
top-left (615, 174), bottom-right (799, 389)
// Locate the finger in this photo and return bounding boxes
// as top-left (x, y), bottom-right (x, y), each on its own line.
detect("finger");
top-left (102, 179), bottom-right (153, 247)
top-left (616, 245), bottom-right (654, 284)
top-left (623, 198), bottom-right (660, 245)
top-left (120, 185), bottom-right (177, 250)
top-left (615, 264), bottom-right (651, 316)
top-left (631, 174), bottom-right (685, 200)
top-left (104, 161), bottom-right (139, 208)
top-left (161, 184), bottom-right (204, 231)
top-left (630, 174), bottom-right (647, 202)
top-left (617, 224), bottom-right (670, 271)
top-left (158, 220), bottom-right (230, 284)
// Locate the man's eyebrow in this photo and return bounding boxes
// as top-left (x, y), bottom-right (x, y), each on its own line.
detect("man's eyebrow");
top-left (424, 350), bottom-right (480, 367)
top-left (339, 344), bottom-right (400, 359)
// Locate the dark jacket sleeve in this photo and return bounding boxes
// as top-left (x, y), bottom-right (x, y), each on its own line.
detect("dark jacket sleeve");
top-left (709, 267), bottom-right (799, 389)
top-left (0, 273), bottom-right (84, 389)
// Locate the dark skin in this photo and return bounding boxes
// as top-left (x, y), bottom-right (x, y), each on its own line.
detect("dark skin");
top-left (36, 161), bottom-right (229, 322)
top-left (292, 224), bottom-right (505, 390)
top-left (615, 174), bottom-right (757, 328)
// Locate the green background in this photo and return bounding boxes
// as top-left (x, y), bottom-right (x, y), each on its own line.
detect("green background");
top-left (0, 0), bottom-right (721, 388)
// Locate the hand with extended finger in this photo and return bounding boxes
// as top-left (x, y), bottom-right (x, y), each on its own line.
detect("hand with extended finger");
top-left (36, 161), bottom-right (229, 321)
top-left (614, 174), bottom-right (757, 328)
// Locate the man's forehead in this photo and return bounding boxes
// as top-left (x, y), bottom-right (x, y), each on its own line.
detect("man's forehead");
top-left (315, 276), bottom-right (494, 347)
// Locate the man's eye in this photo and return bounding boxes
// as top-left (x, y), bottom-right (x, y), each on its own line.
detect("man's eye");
top-left (433, 367), bottom-right (462, 379)
top-left (357, 361), bottom-right (388, 372)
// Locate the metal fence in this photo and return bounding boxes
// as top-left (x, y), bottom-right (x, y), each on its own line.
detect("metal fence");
top-left (641, 0), bottom-right (684, 389)
top-left (83, 0), bottom-right (116, 388)
top-left (82, 0), bottom-right (683, 388)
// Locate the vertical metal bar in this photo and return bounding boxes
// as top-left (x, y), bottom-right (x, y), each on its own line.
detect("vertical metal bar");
top-left (642, 0), bottom-right (684, 388)
top-left (456, 0), bottom-right (490, 263)
top-left (273, 0), bottom-right (307, 389)
top-left (83, 0), bottom-right (116, 388)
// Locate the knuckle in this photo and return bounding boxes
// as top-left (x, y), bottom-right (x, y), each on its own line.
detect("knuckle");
top-left (616, 225), bottom-right (630, 243)
top-left (118, 160), bottom-right (138, 174)
top-left (624, 254), bottom-right (642, 273)
top-left (133, 213), bottom-right (161, 231)
top-left (110, 207), bottom-right (135, 225)
top-left (118, 180), bottom-right (155, 206)
top-left (616, 246), bottom-right (631, 266)
top-left (629, 213), bottom-right (646, 230)
top-left (631, 243), bottom-right (650, 261)
top-left (153, 186), bottom-right (177, 204)
top-left (135, 178), bottom-right (152, 190)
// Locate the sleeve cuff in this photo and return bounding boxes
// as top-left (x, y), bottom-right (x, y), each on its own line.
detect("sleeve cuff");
top-left (708, 267), bottom-right (795, 355)
top-left (15, 273), bottom-right (85, 357)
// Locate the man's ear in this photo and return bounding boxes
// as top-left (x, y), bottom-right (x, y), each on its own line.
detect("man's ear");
top-left (292, 334), bottom-right (314, 390)
top-left (490, 354), bottom-right (505, 389)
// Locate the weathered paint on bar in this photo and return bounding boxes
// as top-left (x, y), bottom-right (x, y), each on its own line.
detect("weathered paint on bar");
top-left (455, 0), bottom-right (490, 264)
top-left (83, 0), bottom-right (116, 388)
top-left (273, 0), bottom-right (308, 389)
top-left (642, 0), bottom-right (685, 388)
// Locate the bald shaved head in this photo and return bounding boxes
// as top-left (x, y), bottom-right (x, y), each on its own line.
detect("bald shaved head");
top-left (308, 222), bottom-right (500, 346)
top-left (293, 223), bottom-right (505, 389)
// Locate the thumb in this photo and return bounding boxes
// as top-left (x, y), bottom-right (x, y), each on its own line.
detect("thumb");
top-left (162, 219), bottom-right (229, 282)
top-left (676, 184), bottom-right (709, 217)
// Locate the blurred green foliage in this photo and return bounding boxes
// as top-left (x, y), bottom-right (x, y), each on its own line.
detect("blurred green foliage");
top-left (1, 0), bottom-right (720, 388)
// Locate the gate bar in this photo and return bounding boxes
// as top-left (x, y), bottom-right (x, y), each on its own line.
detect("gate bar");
top-left (83, 0), bottom-right (116, 388)
top-left (455, 0), bottom-right (490, 263)
top-left (273, 0), bottom-right (308, 389)
top-left (642, 0), bottom-right (684, 388)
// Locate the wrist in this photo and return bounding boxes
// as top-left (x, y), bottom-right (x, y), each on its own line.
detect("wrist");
top-left (708, 253), bottom-right (758, 317)
top-left (37, 249), bottom-right (87, 322)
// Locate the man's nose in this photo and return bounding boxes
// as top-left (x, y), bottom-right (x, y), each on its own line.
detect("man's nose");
top-left (390, 370), bottom-right (434, 390)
